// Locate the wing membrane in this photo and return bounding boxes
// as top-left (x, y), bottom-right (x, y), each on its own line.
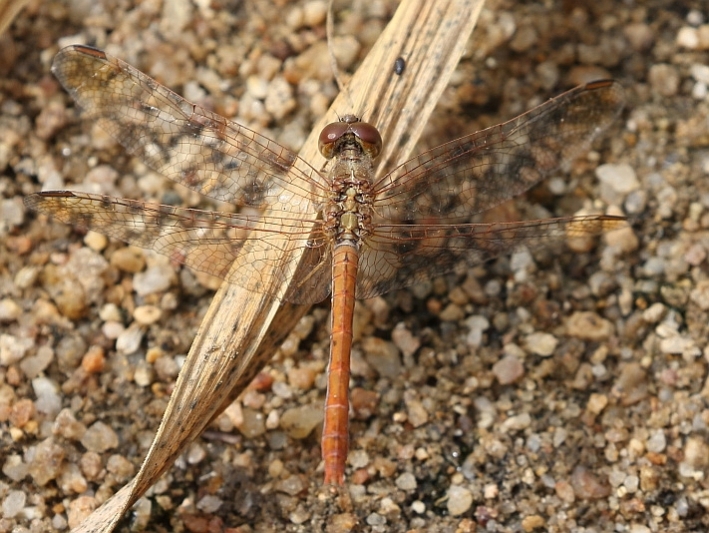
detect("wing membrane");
top-left (52, 45), bottom-right (327, 211)
top-left (26, 191), bottom-right (332, 304)
top-left (356, 215), bottom-right (627, 299)
top-left (372, 80), bottom-right (625, 223)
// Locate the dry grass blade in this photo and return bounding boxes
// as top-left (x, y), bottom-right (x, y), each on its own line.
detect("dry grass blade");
top-left (0, 0), bottom-right (29, 37)
top-left (70, 0), bottom-right (484, 531)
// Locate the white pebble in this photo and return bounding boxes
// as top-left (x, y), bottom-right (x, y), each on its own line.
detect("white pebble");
top-left (447, 485), bottom-right (473, 516)
top-left (2, 490), bottom-right (26, 518)
top-left (81, 421), bottom-right (119, 452)
top-left (677, 26), bottom-right (699, 49)
top-left (32, 377), bottom-right (62, 418)
top-left (133, 264), bottom-right (175, 296)
top-left (0, 333), bottom-right (33, 365)
top-left (116, 325), bottom-right (144, 355)
top-left (524, 332), bottom-right (558, 357)
top-left (395, 472), bottom-right (417, 490)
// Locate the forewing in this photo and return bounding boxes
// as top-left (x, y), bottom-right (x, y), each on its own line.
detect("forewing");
top-left (25, 191), bottom-right (332, 304)
top-left (372, 80), bottom-right (625, 222)
top-left (356, 215), bottom-right (627, 299)
top-left (52, 45), bottom-right (326, 211)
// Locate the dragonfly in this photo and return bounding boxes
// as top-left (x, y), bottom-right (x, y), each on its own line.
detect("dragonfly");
top-left (25, 44), bottom-right (626, 485)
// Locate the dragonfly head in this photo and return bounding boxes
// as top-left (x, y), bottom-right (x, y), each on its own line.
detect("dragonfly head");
top-left (318, 115), bottom-right (382, 160)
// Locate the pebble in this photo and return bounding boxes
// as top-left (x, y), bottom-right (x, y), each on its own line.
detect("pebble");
top-left (403, 391), bottom-right (429, 427)
top-left (272, 380), bottom-right (293, 400)
top-left (81, 346), bottom-right (106, 374)
top-left (623, 22), bottom-right (654, 51)
top-left (279, 334), bottom-right (300, 358)
top-left (264, 76), bottom-right (296, 120)
top-left (32, 377), bottom-right (62, 418)
top-left (612, 363), bottom-right (648, 405)
top-left (279, 405), bottom-right (322, 439)
top-left (287, 366), bottom-right (317, 390)
top-left (133, 264), bottom-right (175, 296)
top-left (595, 163), bottom-right (640, 205)
top-left (659, 335), bottom-right (699, 356)
top-left (328, 513), bottom-right (358, 532)
top-left (646, 429), bottom-right (667, 453)
top-left (492, 355), bottom-right (524, 385)
top-left (586, 393), bottom-right (608, 415)
top-left (684, 243), bottom-right (706, 266)
top-left (14, 266), bottom-right (39, 289)
top-left (3, 454), bottom-right (29, 481)
top-left (565, 312), bottom-right (613, 341)
top-left (133, 361), bottom-right (154, 386)
top-left (27, 437), bottom-right (65, 486)
top-left (362, 337), bottom-right (402, 378)
top-left (395, 472), bottom-right (417, 491)
top-left (80, 421), bottom-right (119, 453)
top-left (67, 496), bottom-right (97, 530)
top-left (447, 485), bottom-right (474, 516)
top-left (99, 303), bottom-right (122, 322)
top-left (102, 321), bottom-right (125, 340)
top-left (116, 325), bottom-right (144, 355)
top-left (83, 231), bottom-right (107, 252)
top-left (677, 25), bottom-right (709, 50)
top-left (465, 315), bottom-right (490, 348)
top-left (473, 396), bottom-right (497, 429)
top-left (65, 247), bottom-right (109, 300)
top-left (20, 345), bottom-right (54, 378)
top-left (681, 437), bottom-right (709, 471)
top-left (110, 246), bottom-right (146, 273)
top-left (246, 75), bottom-right (269, 99)
top-left (439, 303), bottom-right (465, 322)
top-left (197, 494), bottom-right (223, 514)
top-left (2, 490), bottom-right (26, 518)
top-left (365, 512), bottom-right (386, 526)
top-left (9, 398), bottom-right (34, 428)
top-left (391, 323), bottom-right (420, 358)
top-left (500, 412), bottom-right (531, 433)
top-left (218, 402), bottom-right (241, 430)
top-left (0, 334), bottom-right (33, 365)
top-left (0, 298), bottom-right (21, 322)
top-left (642, 302), bottom-right (667, 323)
top-left (690, 280), bottom-right (709, 310)
top-left (648, 64), bottom-right (680, 97)
top-left (570, 466), bottom-right (610, 499)
top-left (265, 410), bottom-right (280, 430)
top-left (59, 463), bottom-right (88, 493)
top-left (303, 0), bottom-right (327, 26)
top-left (483, 483), bottom-right (499, 499)
top-left (555, 480), bottom-right (575, 502)
top-left (521, 515), bottom-right (546, 532)
top-left (53, 408), bottom-right (87, 441)
top-left (524, 332), bottom-right (558, 357)
top-left (133, 305), bottom-right (162, 325)
top-left (509, 24), bottom-right (538, 52)
top-left (351, 387), bottom-right (378, 419)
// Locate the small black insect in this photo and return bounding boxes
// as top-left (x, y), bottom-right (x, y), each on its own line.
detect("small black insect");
top-left (394, 56), bottom-right (406, 76)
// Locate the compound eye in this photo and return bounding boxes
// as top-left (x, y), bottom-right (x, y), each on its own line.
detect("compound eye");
top-left (349, 122), bottom-right (383, 158)
top-left (318, 122), bottom-right (349, 159)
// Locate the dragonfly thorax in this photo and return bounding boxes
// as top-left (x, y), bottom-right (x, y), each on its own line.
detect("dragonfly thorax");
top-left (325, 164), bottom-right (374, 245)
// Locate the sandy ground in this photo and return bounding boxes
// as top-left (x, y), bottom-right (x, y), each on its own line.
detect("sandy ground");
top-left (2, 0), bottom-right (709, 531)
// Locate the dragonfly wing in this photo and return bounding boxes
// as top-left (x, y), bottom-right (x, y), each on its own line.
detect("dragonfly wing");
top-left (356, 215), bottom-right (627, 299)
top-left (372, 80), bottom-right (625, 222)
top-left (25, 191), bottom-right (331, 304)
top-left (52, 45), bottom-right (326, 210)
top-left (283, 246), bottom-right (333, 304)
